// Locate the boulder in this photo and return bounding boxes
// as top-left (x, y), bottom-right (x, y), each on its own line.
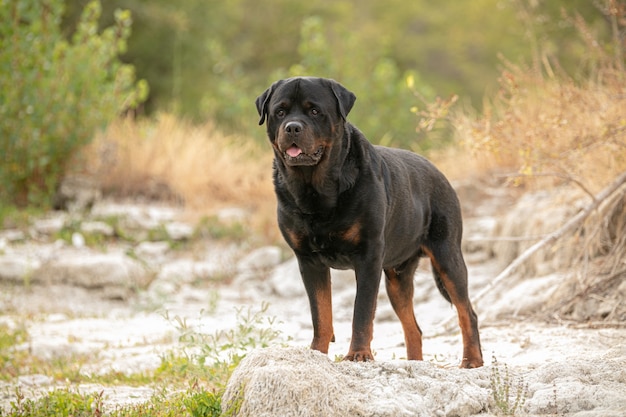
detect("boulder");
top-left (223, 345), bottom-right (626, 417)
top-left (222, 347), bottom-right (490, 417)
top-left (155, 259), bottom-right (223, 285)
top-left (266, 258), bottom-right (305, 298)
top-left (33, 252), bottom-right (151, 299)
top-left (237, 246), bottom-right (282, 273)
top-left (0, 256), bottom-right (41, 283)
top-left (33, 216), bottom-right (66, 236)
top-left (52, 175), bottom-right (101, 212)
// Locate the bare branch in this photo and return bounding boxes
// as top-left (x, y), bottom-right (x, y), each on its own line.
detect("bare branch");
top-left (497, 172), bottom-right (597, 202)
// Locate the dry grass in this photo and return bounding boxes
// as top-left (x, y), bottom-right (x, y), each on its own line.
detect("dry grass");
top-left (452, 63), bottom-right (626, 194)
top-left (82, 114), bottom-right (279, 240)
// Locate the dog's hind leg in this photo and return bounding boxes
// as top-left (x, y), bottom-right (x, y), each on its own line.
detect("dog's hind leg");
top-left (384, 256), bottom-right (423, 360)
top-left (423, 243), bottom-right (483, 368)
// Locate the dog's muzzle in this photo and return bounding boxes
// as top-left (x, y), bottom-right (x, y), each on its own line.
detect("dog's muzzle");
top-left (279, 120), bottom-right (324, 166)
top-left (283, 144), bottom-right (324, 166)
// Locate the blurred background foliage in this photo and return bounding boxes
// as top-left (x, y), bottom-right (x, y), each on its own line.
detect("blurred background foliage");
top-left (1, 0), bottom-right (623, 208)
top-left (62, 0), bottom-right (611, 144)
top-left (0, 0), bottom-right (147, 206)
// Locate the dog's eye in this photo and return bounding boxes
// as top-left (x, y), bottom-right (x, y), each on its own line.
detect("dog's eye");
top-left (310, 108), bottom-right (319, 116)
top-left (276, 109), bottom-right (286, 118)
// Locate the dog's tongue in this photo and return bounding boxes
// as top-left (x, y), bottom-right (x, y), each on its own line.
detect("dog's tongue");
top-left (286, 145), bottom-right (302, 157)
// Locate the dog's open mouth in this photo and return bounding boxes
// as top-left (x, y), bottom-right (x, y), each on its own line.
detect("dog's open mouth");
top-left (284, 145), bottom-right (324, 166)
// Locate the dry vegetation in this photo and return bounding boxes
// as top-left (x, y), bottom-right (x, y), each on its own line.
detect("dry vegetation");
top-left (452, 4), bottom-right (626, 193)
top-left (449, 8), bottom-right (626, 324)
top-left (82, 114), bottom-right (279, 240)
top-left (454, 63), bottom-right (626, 194)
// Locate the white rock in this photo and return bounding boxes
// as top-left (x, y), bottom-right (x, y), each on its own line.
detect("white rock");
top-left (17, 374), bottom-right (54, 387)
top-left (81, 221), bottom-right (114, 236)
top-left (237, 246), bottom-right (282, 272)
top-left (156, 259), bottom-right (223, 285)
top-left (135, 241), bottom-right (170, 260)
top-left (0, 230), bottom-right (26, 242)
top-left (33, 252), bottom-right (150, 295)
top-left (165, 222), bottom-right (194, 240)
top-left (33, 216), bottom-right (66, 235)
top-left (216, 207), bottom-right (248, 224)
top-left (147, 279), bottom-right (177, 297)
top-left (71, 232), bottom-right (86, 248)
top-left (91, 203), bottom-right (178, 231)
top-left (0, 256), bottom-right (41, 283)
top-left (268, 258), bottom-right (305, 298)
top-left (526, 346), bottom-right (626, 415)
top-left (222, 347), bottom-right (491, 417)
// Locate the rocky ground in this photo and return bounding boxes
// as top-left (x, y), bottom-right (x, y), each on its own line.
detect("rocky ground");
top-left (0, 191), bottom-right (624, 416)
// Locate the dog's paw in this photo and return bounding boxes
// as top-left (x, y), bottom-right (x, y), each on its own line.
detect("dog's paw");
top-left (343, 350), bottom-right (374, 362)
top-left (460, 357), bottom-right (484, 368)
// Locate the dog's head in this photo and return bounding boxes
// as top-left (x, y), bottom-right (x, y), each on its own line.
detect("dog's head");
top-left (256, 77), bottom-right (356, 167)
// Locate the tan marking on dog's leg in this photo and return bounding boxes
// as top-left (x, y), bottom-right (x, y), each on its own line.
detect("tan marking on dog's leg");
top-left (424, 247), bottom-right (483, 368)
top-left (309, 280), bottom-right (334, 354)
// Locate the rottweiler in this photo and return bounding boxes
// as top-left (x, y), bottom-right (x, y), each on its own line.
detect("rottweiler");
top-left (256, 77), bottom-right (483, 368)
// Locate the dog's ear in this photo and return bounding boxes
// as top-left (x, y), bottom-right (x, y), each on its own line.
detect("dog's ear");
top-left (328, 79), bottom-right (356, 120)
top-left (255, 87), bottom-right (272, 126)
top-left (255, 80), bottom-right (284, 126)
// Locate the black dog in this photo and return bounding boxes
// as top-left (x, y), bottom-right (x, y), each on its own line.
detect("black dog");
top-left (256, 77), bottom-right (483, 367)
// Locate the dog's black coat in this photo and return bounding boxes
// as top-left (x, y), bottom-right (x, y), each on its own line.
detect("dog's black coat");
top-left (256, 77), bottom-right (482, 367)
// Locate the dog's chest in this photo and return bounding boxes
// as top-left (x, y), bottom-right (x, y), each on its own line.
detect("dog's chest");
top-left (290, 220), bottom-right (362, 269)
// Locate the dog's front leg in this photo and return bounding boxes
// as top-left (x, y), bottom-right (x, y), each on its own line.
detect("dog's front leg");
top-left (345, 256), bottom-right (383, 361)
top-left (298, 257), bottom-right (334, 354)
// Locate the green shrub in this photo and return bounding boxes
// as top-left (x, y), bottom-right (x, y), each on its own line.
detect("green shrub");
top-left (285, 16), bottom-right (437, 149)
top-left (201, 15), bottom-right (440, 150)
top-left (0, 0), bottom-right (148, 207)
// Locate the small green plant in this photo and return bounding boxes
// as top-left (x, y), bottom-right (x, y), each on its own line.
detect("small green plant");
top-left (0, 305), bottom-right (281, 415)
top-left (159, 302), bottom-right (283, 388)
top-left (182, 382), bottom-right (222, 417)
top-left (219, 382), bottom-right (245, 417)
top-left (146, 224), bottom-right (172, 243)
top-left (105, 383), bottom-right (223, 417)
top-left (490, 354), bottom-right (528, 415)
top-left (0, 205), bottom-right (44, 230)
top-left (194, 215), bottom-right (247, 242)
top-left (53, 219), bottom-right (115, 248)
top-left (0, 323), bottom-right (29, 380)
top-left (6, 386), bottom-right (105, 417)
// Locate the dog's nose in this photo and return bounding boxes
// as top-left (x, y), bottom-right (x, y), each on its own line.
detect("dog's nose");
top-left (285, 121), bottom-right (303, 135)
